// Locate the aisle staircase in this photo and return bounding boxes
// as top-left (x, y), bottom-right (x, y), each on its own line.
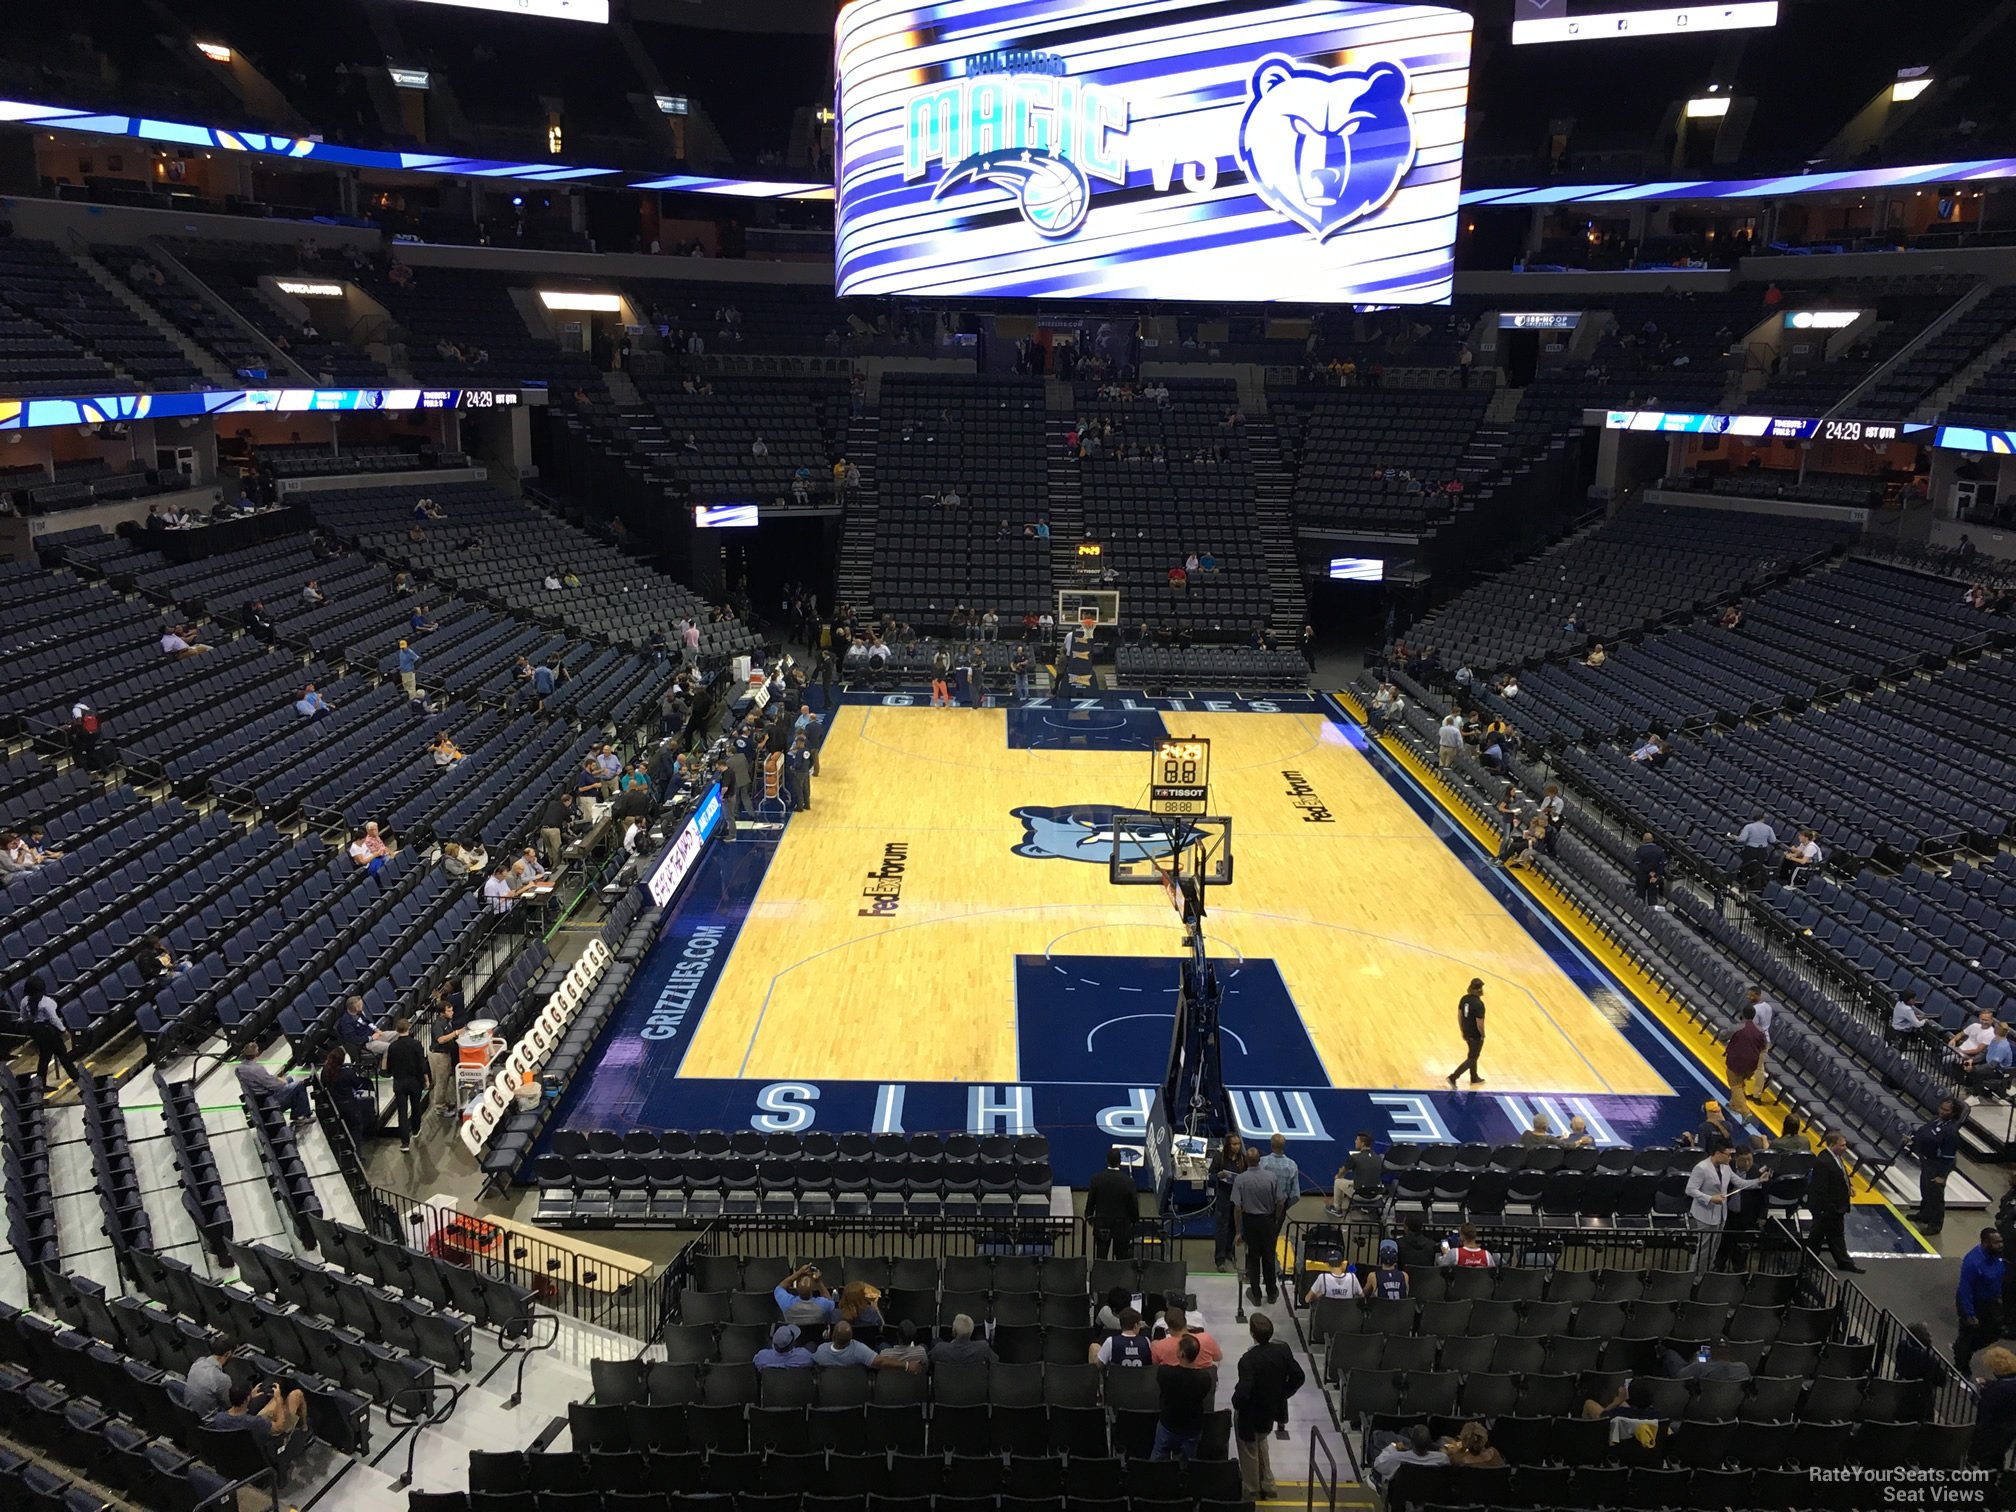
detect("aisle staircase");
top-left (71, 247), bottom-right (234, 387)
top-left (1246, 414), bottom-right (1308, 639)
top-left (834, 414), bottom-right (880, 606)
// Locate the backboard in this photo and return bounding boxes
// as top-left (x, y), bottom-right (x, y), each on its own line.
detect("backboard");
top-left (1108, 811), bottom-right (1233, 890)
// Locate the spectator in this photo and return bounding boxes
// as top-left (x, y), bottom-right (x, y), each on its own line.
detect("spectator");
top-left (1890, 990), bottom-right (1936, 1044)
top-left (1443, 1422), bottom-right (1505, 1468)
top-left (1151, 1333), bottom-right (1213, 1460)
top-left (873, 1320), bottom-right (930, 1373)
top-left (574, 758), bottom-right (605, 821)
top-left (835, 1281), bottom-right (883, 1329)
top-left (243, 601), bottom-right (276, 642)
top-left (1780, 828), bottom-right (1823, 881)
top-left (396, 641), bottom-right (420, 698)
top-left (409, 604), bottom-right (437, 633)
top-left (1089, 1307), bottom-right (1154, 1367)
top-left (209, 1378), bottom-right (307, 1442)
top-left (295, 684), bottom-right (330, 719)
top-left (234, 1052), bottom-right (313, 1125)
top-left (812, 1320), bottom-right (878, 1368)
top-left (1259, 1131), bottom-right (1300, 1210)
top-left (1519, 1112), bottom-right (1564, 1147)
top-left (431, 731), bottom-right (466, 768)
top-left (1629, 734), bottom-right (1668, 765)
top-left (1729, 813), bottom-right (1779, 884)
top-left (349, 821), bottom-right (391, 865)
top-left (1366, 681), bottom-right (1403, 736)
top-left (1583, 643), bottom-right (1607, 667)
top-left (1150, 1309), bottom-right (1221, 1369)
top-left (301, 579), bottom-right (327, 606)
top-left (1968, 1346), bottom-right (2016, 1469)
top-left (751, 436), bottom-right (769, 460)
top-left (321, 1048), bottom-right (374, 1136)
top-left (537, 791), bottom-right (571, 870)
top-left (0, 831), bottom-right (42, 884)
top-left (1233, 1148), bottom-right (1284, 1304)
top-left (135, 934), bottom-right (182, 986)
top-left (775, 1264), bottom-right (836, 1327)
top-left (1370, 1424), bottom-right (1449, 1484)
top-left (1950, 1010), bottom-right (1999, 1071)
top-left (1304, 1258), bottom-right (1362, 1304)
top-left (1232, 1312), bottom-right (1302, 1498)
top-left (933, 1314), bottom-right (996, 1365)
top-left (184, 1337), bottom-right (237, 1417)
top-left (335, 995), bottom-right (394, 1063)
top-left (440, 840), bottom-right (487, 877)
top-left (1770, 1114), bottom-right (1812, 1155)
top-left (160, 624), bottom-right (213, 658)
top-left (754, 1325), bottom-right (813, 1371)
top-left (482, 864), bottom-right (522, 915)
top-left (1436, 714), bottom-right (1464, 768)
top-left (1439, 1226), bottom-right (1495, 1268)
top-left (1724, 1006), bottom-right (1768, 1118)
top-left (1329, 1129), bottom-right (1384, 1214)
top-left (68, 700), bottom-right (103, 772)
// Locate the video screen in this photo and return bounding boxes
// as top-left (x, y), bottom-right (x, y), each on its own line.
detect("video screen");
top-left (1510, 2), bottom-right (1778, 44)
top-left (694, 504), bottom-right (759, 529)
top-left (400, 0), bottom-right (609, 23)
top-left (1329, 557), bottom-right (1386, 582)
top-left (834, 0), bottom-right (1473, 303)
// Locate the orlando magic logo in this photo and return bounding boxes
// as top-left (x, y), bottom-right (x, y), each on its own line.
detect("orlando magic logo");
top-left (1236, 56), bottom-right (1416, 241)
top-left (935, 151), bottom-right (1091, 239)
top-left (1012, 805), bottom-right (1178, 864)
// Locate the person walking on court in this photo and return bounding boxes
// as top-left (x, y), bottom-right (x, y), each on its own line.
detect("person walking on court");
top-left (1232, 1312), bottom-right (1304, 1501)
top-left (1085, 1148), bottom-right (1138, 1259)
top-left (1806, 1130), bottom-right (1860, 1271)
top-left (1233, 1148), bottom-right (1284, 1305)
top-left (20, 975), bottom-right (83, 1088)
top-left (383, 1019), bottom-right (431, 1152)
top-left (1909, 1098), bottom-right (1962, 1235)
top-left (1446, 979), bottom-right (1486, 1087)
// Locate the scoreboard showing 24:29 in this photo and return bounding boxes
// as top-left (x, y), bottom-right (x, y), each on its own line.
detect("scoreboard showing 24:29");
top-left (1149, 738), bottom-right (1210, 816)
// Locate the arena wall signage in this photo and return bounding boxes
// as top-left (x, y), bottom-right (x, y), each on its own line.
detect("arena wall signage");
top-left (460, 937), bottom-right (613, 1156)
top-left (1603, 410), bottom-right (1932, 443)
top-left (833, 0), bottom-right (1474, 302)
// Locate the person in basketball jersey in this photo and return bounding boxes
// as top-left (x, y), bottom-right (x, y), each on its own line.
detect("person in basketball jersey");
top-left (1370, 1240), bottom-right (1408, 1301)
top-left (1089, 1307), bottom-right (1154, 1368)
top-left (1442, 1225), bottom-right (1495, 1269)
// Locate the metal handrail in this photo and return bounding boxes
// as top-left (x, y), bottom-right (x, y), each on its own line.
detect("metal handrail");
top-left (387, 1378), bottom-right (470, 1491)
top-left (1306, 1424), bottom-right (1338, 1512)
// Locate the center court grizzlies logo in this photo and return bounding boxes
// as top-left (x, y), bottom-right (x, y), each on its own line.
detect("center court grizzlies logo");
top-left (1012, 805), bottom-right (1176, 865)
top-left (1236, 57), bottom-right (1416, 241)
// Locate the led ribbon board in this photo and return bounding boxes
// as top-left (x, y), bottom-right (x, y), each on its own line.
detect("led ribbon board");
top-left (833, 0), bottom-right (1473, 302)
top-left (0, 386), bottom-right (519, 431)
top-left (1604, 410), bottom-right (1932, 442)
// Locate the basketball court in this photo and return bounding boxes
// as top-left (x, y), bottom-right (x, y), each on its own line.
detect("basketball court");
top-left (539, 691), bottom-right (1743, 1184)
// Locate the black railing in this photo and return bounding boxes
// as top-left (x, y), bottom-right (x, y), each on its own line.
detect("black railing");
top-left (1306, 1426), bottom-right (1338, 1512)
top-left (688, 1214), bottom-right (1111, 1263)
top-left (368, 1185), bottom-right (667, 1340)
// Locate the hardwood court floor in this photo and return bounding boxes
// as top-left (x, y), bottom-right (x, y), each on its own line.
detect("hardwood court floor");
top-left (676, 705), bottom-right (1673, 1098)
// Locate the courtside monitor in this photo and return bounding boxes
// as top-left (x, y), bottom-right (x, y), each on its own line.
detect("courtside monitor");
top-left (1330, 556), bottom-right (1386, 582)
top-left (694, 505), bottom-right (759, 529)
top-left (834, 0), bottom-right (1473, 302)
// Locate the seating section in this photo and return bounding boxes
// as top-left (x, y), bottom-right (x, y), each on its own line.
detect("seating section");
top-left (304, 477), bottom-right (757, 660)
top-left (1282, 388), bottom-right (1498, 531)
top-left (0, 1293), bottom-right (237, 1511)
top-left (172, 239), bottom-right (390, 382)
top-left (1306, 1249), bottom-right (1971, 1505)
top-left (157, 1074), bottom-right (234, 1263)
top-left (868, 377), bottom-right (1051, 630)
top-left (1075, 381), bottom-right (1273, 632)
top-left (91, 241), bottom-right (272, 375)
top-left (535, 1131), bottom-right (1054, 1227)
top-left (258, 442), bottom-right (463, 480)
top-left (0, 234), bottom-right (199, 391)
top-left (1854, 283), bottom-right (2016, 418)
top-left (361, 265), bottom-right (605, 389)
top-left (1355, 1142), bottom-right (1810, 1226)
top-left (629, 375), bottom-right (851, 506)
top-left (1114, 645), bottom-right (1308, 690)
top-left (1399, 505), bottom-right (1853, 670)
top-left (1745, 277), bottom-right (1973, 417)
top-left (1, 1069), bottom-right (59, 1275)
top-left (305, 1214), bottom-right (539, 1336)
top-left (1476, 560), bottom-right (2002, 749)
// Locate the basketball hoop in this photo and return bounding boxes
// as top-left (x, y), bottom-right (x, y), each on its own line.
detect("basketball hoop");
top-left (1078, 608), bottom-right (1099, 636)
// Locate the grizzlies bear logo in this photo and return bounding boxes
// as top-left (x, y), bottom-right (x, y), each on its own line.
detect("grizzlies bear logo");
top-left (1012, 805), bottom-right (1178, 864)
top-left (1236, 56), bottom-right (1416, 241)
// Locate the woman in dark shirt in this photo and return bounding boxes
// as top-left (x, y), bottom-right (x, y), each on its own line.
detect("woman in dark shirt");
top-left (1971, 1346), bottom-right (2016, 1469)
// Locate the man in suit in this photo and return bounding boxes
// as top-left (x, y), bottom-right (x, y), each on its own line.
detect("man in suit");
top-left (1085, 1148), bottom-right (1139, 1260)
top-left (1232, 1312), bottom-right (1305, 1501)
top-left (1806, 1130), bottom-right (1862, 1272)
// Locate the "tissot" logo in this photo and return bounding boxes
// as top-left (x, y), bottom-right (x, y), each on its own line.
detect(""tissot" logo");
top-left (858, 842), bottom-right (910, 916)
